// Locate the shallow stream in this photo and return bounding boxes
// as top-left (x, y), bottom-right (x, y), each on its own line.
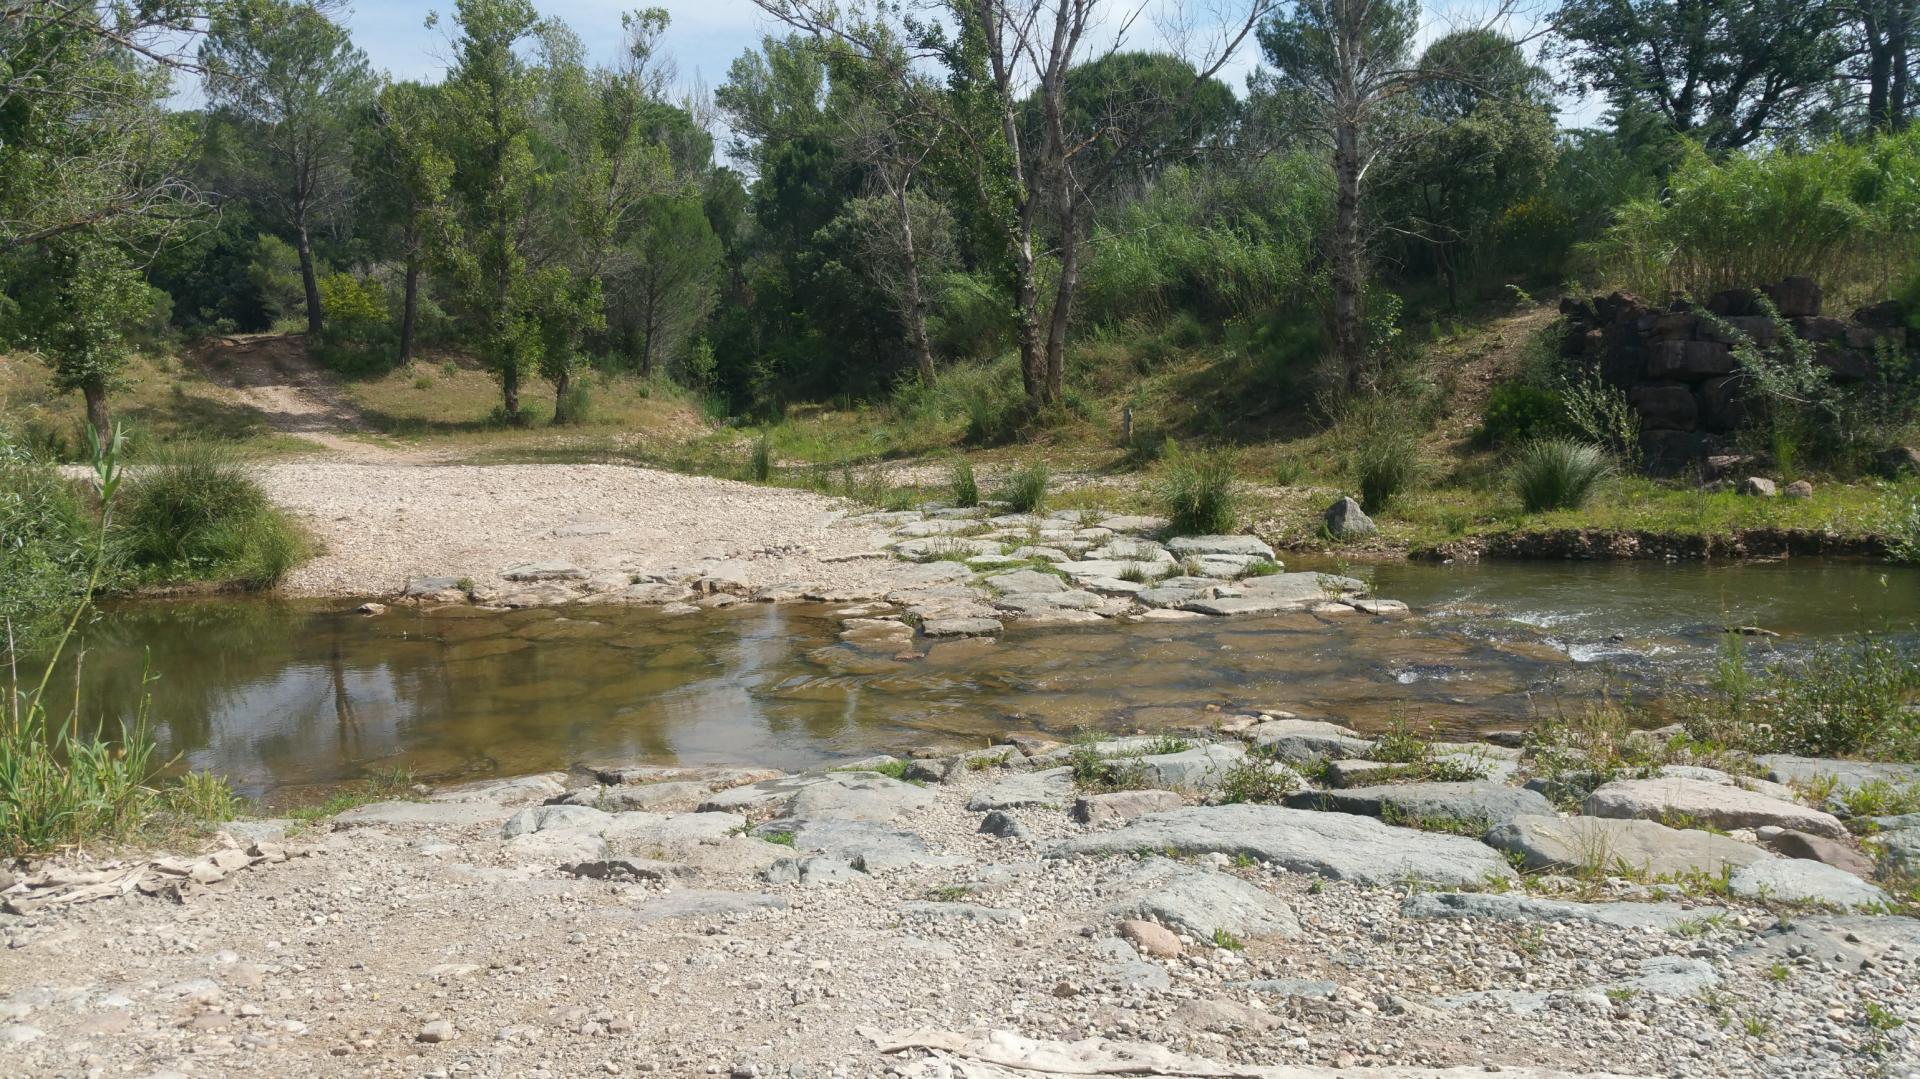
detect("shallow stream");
top-left (64, 558), bottom-right (1920, 800)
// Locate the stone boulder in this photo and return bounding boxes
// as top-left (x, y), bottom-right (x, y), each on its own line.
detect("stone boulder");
top-left (1585, 776), bottom-right (1846, 838)
top-left (1241, 718), bottom-right (1372, 764)
top-left (1049, 804), bottom-right (1515, 887)
top-left (1072, 790), bottom-right (1186, 825)
top-left (1166, 535), bottom-right (1277, 560)
top-left (1131, 744), bottom-right (1248, 791)
top-left (1755, 756), bottom-right (1920, 798)
top-left (1738, 476), bottom-right (1777, 497)
top-left (967, 767), bottom-right (1074, 811)
top-left (1323, 497), bottom-right (1376, 539)
top-left (984, 569), bottom-right (1067, 595)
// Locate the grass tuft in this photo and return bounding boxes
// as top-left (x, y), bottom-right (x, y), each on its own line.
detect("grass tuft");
top-left (1156, 447), bottom-right (1239, 535)
top-left (999, 460), bottom-right (1050, 514)
top-left (1511, 438), bottom-right (1613, 513)
top-left (116, 443), bottom-right (306, 589)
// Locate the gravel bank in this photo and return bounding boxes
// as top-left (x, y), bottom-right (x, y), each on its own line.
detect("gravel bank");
top-left (256, 462), bottom-right (913, 598)
top-left (3, 730), bottom-right (1915, 1078)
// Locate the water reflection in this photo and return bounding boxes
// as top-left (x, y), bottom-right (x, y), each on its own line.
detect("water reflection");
top-left (56, 558), bottom-right (1918, 799)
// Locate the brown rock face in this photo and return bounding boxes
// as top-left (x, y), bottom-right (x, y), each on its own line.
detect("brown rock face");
top-left (1118, 918), bottom-right (1182, 958)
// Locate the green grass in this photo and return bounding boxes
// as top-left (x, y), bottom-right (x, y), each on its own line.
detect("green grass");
top-left (1157, 447), bottom-right (1239, 534)
top-left (748, 433), bottom-right (773, 482)
top-left (115, 442), bottom-right (308, 589)
top-left (999, 460), bottom-right (1050, 514)
top-left (949, 457), bottom-right (979, 508)
top-left (282, 768), bottom-right (419, 825)
top-left (1511, 439), bottom-right (1613, 512)
top-left (1681, 631), bottom-right (1920, 761)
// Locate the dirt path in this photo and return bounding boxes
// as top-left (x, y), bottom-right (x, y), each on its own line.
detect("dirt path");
top-left (194, 334), bottom-right (402, 460)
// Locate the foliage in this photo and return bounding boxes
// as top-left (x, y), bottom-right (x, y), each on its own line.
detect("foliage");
top-left (1511, 439), bottom-right (1613, 512)
top-left (948, 457), bottom-right (978, 508)
top-left (2, 237), bottom-right (156, 430)
top-left (0, 444), bottom-right (96, 652)
top-left (1560, 367), bottom-right (1643, 463)
top-left (316, 272), bottom-right (390, 344)
top-left (1156, 447), bottom-right (1240, 535)
top-left (1217, 757), bottom-right (1298, 804)
top-left (1587, 132), bottom-right (1920, 300)
top-left (1682, 632), bottom-right (1920, 760)
top-left (1478, 381), bottom-right (1565, 446)
top-left (749, 433), bottom-right (773, 482)
top-left (1886, 488), bottom-right (1920, 563)
top-left (1342, 402), bottom-right (1422, 513)
top-left (998, 460), bottom-right (1050, 514)
top-left (115, 443), bottom-right (307, 590)
top-left (1, 429), bottom-right (237, 857)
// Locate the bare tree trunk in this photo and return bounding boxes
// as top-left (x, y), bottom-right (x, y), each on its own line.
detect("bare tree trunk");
top-left (1331, 114), bottom-right (1368, 394)
top-left (503, 362), bottom-right (521, 421)
top-left (82, 380), bottom-right (111, 435)
top-left (294, 209), bottom-right (325, 338)
top-left (1043, 199), bottom-right (1079, 405)
top-left (893, 183), bottom-right (937, 386)
top-left (398, 256), bottom-right (420, 366)
top-left (552, 369), bottom-right (571, 424)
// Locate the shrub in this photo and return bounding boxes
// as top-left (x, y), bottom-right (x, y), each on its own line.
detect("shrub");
top-left (1478, 381), bottom-right (1565, 446)
top-left (0, 445), bottom-right (96, 652)
top-left (1683, 632), bottom-right (1920, 760)
top-left (999, 460), bottom-right (1050, 513)
top-left (1157, 447), bottom-right (1239, 535)
top-left (748, 434), bottom-right (773, 482)
top-left (1351, 432), bottom-right (1419, 514)
top-left (116, 443), bottom-right (306, 589)
top-left (1511, 439), bottom-right (1613, 512)
top-left (949, 457), bottom-right (978, 508)
top-left (555, 378), bottom-right (593, 426)
top-left (316, 272), bottom-right (389, 343)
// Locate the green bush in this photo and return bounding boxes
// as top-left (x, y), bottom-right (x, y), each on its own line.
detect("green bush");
top-left (554, 378), bottom-right (593, 426)
top-left (999, 460), bottom-right (1049, 513)
top-left (748, 433), bottom-right (773, 482)
top-left (1478, 381), bottom-right (1565, 446)
top-left (948, 457), bottom-right (978, 508)
top-left (1683, 633), bottom-right (1920, 760)
top-left (0, 445), bottom-right (97, 652)
top-left (1511, 439), bottom-right (1613, 512)
top-left (116, 443), bottom-right (306, 589)
top-left (1156, 448), bottom-right (1239, 534)
top-left (1350, 431), bottom-right (1419, 514)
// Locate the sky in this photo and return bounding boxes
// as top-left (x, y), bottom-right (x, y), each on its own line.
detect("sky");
top-left (176, 1), bottom-right (1597, 127)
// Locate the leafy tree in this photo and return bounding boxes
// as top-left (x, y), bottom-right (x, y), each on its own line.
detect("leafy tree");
top-left (437, 0), bottom-right (558, 423)
top-left (1550, 0), bottom-right (1846, 149)
top-left (607, 196), bottom-right (722, 378)
top-left (201, 0), bottom-right (375, 337)
top-left (1384, 30), bottom-right (1558, 307)
top-left (360, 81), bottom-right (453, 365)
top-left (6, 239), bottom-right (156, 432)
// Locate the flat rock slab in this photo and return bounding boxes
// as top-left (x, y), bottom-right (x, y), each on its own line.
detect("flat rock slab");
top-left (1285, 782), bottom-right (1551, 828)
top-left (430, 773), bottom-right (568, 805)
top-left (502, 804), bottom-right (612, 836)
top-left (1101, 857), bottom-right (1299, 939)
top-left (1243, 719), bottom-right (1372, 763)
top-left (331, 801), bottom-right (512, 831)
top-left (921, 617), bottom-right (1004, 637)
top-left (1728, 857), bottom-right (1889, 908)
top-left (1180, 595), bottom-right (1311, 617)
top-left (1756, 755), bottom-right (1920, 793)
top-left (1241, 572), bottom-right (1366, 601)
top-left (1133, 744), bottom-right (1247, 791)
top-left (967, 767), bottom-right (1074, 811)
top-left (611, 890), bottom-right (787, 925)
top-left (549, 781), bottom-right (713, 812)
top-left (1098, 515), bottom-right (1170, 533)
top-left (1073, 790), bottom-right (1186, 824)
top-left (1403, 891), bottom-right (1727, 932)
top-left (1166, 535), bottom-right (1277, 559)
top-left (1058, 560), bottom-right (1170, 582)
top-left (1049, 804), bottom-right (1516, 887)
top-left (783, 772), bottom-right (938, 822)
top-left (984, 569), bottom-right (1068, 594)
top-left (763, 818), bottom-right (961, 874)
top-left (1586, 776), bottom-right (1846, 839)
top-left (584, 763), bottom-right (784, 788)
top-left (1484, 815), bottom-right (1772, 878)
top-left (501, 561), bottom-right (586, 581)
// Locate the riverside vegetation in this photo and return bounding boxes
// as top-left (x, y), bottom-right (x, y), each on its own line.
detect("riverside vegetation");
top-left (4, 3), bottom-right (1920, 1075)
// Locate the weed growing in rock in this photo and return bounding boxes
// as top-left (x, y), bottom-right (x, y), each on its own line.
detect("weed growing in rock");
top-left (1216, 758), bottom-right (1298, 805)
top-left (948, 458), bottom-right (978, 508)
top-left (1680, 631), bottom-right (1920, 760)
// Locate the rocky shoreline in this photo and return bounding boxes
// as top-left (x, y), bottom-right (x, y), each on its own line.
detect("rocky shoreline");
top-left (394, 505), bottom-right (1411, 637)
top-left (3, 719), bottom-right (1917, 1077)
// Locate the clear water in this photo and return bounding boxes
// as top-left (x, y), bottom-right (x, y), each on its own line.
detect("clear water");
top-left (59, 559), bottom-right (1920, 800)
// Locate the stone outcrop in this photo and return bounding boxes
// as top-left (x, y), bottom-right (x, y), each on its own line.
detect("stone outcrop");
top-left (1557, 279), bottom-right (1911, 474)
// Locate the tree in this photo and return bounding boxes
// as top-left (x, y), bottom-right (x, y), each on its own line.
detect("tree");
top-left (437, 0), bottom-right (556, 423)
top-left (607, 195), bottom-right (722, 377)
top-left (1385, 30), bottom-right (1558, 307)
top-left (360, 81), bottom-right (452, 366)
top-left (1257, 0), bottom-right (1421, 392)
top-left (1550, 0), bottom-right (1846, 149)
top-left (201, 0), bottom-right (374, 337)
top-left (752, 0), bottom-right (1273, 410)
top-left (6, 238), bottom-right (155, 432)
top-left (1841, 1), bottom-right (1920, 131)
top-left (0, 1), bottom-right (210, 257)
